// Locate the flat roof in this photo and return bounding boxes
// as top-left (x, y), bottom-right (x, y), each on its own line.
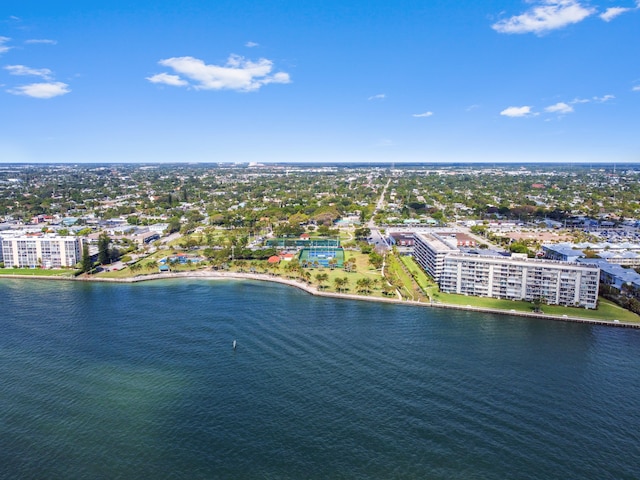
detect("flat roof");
top-left (415, 232), bottom-right (458, 253)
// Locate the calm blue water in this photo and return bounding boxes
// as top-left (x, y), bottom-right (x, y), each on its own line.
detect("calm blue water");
top-left (1, 278), bottom-right (639, 479)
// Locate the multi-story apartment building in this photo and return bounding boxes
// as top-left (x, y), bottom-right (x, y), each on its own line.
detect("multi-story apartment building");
top-left (412, 232), bottom-right (458, 281)
top-left (414, 233), bottom-right (600, 309)
top-left (1, 235), bottom-right (82, 268)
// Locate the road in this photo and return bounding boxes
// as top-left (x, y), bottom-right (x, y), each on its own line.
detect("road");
top-left (367, 178), bottom-right (391, 250)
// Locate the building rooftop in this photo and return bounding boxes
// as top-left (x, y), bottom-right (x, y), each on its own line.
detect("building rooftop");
top-left (579, 258), bottom-right (640, 285)
top-left (415, 232), bottom-right (458, 253)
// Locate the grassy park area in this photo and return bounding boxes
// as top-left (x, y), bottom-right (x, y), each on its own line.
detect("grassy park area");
top-left (40, 242), bottom-right (640, 324)
top-left (0, 268), bottom-right (76, 277)
top-left (266, 250), bottom-right (389, 297)
top-left (433, 291), bottom-right (640, 323)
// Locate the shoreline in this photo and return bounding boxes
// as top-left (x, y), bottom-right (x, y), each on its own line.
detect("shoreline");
top-left (1, 271), bottom-right (639, 329)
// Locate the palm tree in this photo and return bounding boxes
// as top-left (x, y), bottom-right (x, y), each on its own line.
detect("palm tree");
top-left (356, 277), bottom-right (373, 294)
top-left (382, 283), bottom-right (395, 297)
top-left (266, 261), bottom-right (278, 276)
top-left (315, 272), bottom-right (329, 289)
top-left (145, 260), bottom-right (158, 270)
top-left (130, 263), bottom-right (142, 273)
top-left (344, 258), bottom-right (356, 273)
top-left (334, 276), bottom-right (349, 293)
top-left (532, 296), bottom-right (543, 313)
top-left (285, 259), bottom-right (300, 278)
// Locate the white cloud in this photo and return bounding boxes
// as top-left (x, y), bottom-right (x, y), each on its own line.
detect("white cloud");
top-left (500, 105), bottom-right (535, 117)
top-left (600, 7), bottom-right (632, 21)
top-left (633, 85), bottom-right (640, 92)
top-left (466, 104), bottom-right (480, 111)
top-left (25, 39), bottom-right (58, 45)
top-left (7, 81), bottom-right (70, 99)
top-left (368, 93), bottom-right (385, 101)
top-left (545, 102), bottom-right (574, 114)
top-left (492, 0), bottom-right (595, 35)
top-left (593, 94), bottom-right (615, 102)
top-left (245, 41), bottom-right (259, 48)
top-left (146, 72), bottom-right (188, 86)
top-left (5, 65), bottom-right (53, 80)
top-left (149, 54), bottom-right (291, 92)
top-left (412, 111), bottom-right (433, 117)
top-left (0, 36), bottom-right (11, 55)
top-left (570, 97), bottom-right (590, 104)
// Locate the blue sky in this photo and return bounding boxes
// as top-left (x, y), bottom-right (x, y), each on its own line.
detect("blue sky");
top-left (1, 0), bottom-right (639, 164)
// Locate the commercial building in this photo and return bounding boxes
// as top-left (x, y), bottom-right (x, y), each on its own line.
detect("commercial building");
top-left (543, 242), bottom-right (640, 267)
top-left (542, 244), bottom-right (584, 263)
top-left (388, 232), bottom-right (416, 247)
top-left (414, 233), bottom-right (600, 309)
top-left (1, 235), bottom-right (82, 268)
top-left (148, 223), bottom-right (169, 234)
top-left (579, 258), bottom-right (640, 292)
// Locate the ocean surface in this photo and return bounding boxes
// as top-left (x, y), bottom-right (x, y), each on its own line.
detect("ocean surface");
top-left (1, 278), bottom-right (639, 480)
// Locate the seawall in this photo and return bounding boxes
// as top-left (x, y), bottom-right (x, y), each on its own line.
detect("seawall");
top-left (1, 271), bottom-right (639, 329)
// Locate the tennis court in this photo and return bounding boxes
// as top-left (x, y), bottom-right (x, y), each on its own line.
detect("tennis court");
top-left (299, 246), bottom-right (344, 268)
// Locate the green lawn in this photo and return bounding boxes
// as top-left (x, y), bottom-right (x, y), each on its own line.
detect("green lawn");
top-left (264, 251), bottom-right (389, 297)
top-left (399, 256), bottom-right (438, 297)
top-left (542, 298), bottom-right (640, 323)
top-left (0, 268), bottom-right (76, 277)
top-left (56, 248), bottom-right (640, 324)
top-left (385, 254), bottom-right (428, 301)
top-left (432, 291), bottom-right (640, 323)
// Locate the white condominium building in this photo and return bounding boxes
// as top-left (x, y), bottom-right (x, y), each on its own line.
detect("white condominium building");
top-left (1, 235), bottom-right (82, 268)
top-left (412, 232), bottom-right (458, 281)
top-left (440, 253), bottom-right (599, 309)
top-left (414, 233), bottom-right (600, 309)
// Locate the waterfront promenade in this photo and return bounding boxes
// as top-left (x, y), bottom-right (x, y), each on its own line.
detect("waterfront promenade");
top-left (2, 270), bottom-right (638, 329)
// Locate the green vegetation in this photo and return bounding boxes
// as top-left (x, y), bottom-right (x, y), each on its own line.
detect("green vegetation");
top-left (431, 292), bottom-right (640, 323)
top-left (399, 256), bottom-right (437, 297)
top-left (0, 268), bottom-right (75, 277)
top-left (378, 164), bottom-right (640, 225)
top-left (220, 251), bottom-right (389, 297)
top-left (81, 242), bottom-right (93, 273)
top-left (385, 254), bottom-right (427, 301)
top-left (4, 163), bottom-right (640, 322)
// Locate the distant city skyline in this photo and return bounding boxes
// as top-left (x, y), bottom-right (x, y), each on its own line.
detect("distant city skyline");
top-left (1, 0), bottom-right (639, 164)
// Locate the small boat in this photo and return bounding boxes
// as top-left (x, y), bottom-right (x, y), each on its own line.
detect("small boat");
top-left (233, 340), bottom-right (237, 350)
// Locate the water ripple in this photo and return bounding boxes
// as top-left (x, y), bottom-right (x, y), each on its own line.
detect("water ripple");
top-left (1, 280), bottom-right (640, 479)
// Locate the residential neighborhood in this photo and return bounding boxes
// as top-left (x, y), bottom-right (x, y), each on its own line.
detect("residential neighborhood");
top-left (2, 162), bottom-right (640, 316)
